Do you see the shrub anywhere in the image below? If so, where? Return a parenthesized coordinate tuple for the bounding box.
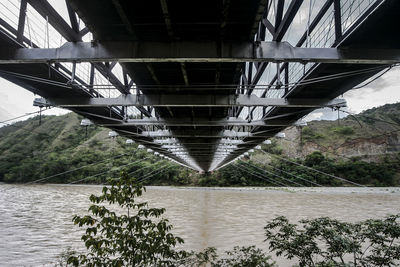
(265, 215, 400, 267)
(68, 172, 186, 266)
(302, 127, 325, 141)
(332, 126, 355, 135)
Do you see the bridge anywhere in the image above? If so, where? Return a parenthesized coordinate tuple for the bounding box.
(0, 0, 399, 172)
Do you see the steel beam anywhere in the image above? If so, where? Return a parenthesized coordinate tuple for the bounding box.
(141, 130, 273, 138)
(297, 0, 333, 46)
(263, 18, 275, 36)
(250, 0, 268, 38)
(111, 0, 136, 38)
(38, 94, 346, 108)
(333, 0, 342, 42)
(1, 41, 399, 64)
(66, 1, 79, 33)
(173, 152, 232, 155)
(23, 1, 147, 119)
(274, 0, 285, 30)
(274, 0, 304, 41)
(163, 145, 237, 149)
(17, 0, 28, 43)
(27, 0, 80, 42)
(155, 139, 244, 145)
(99, 117, 293, 127)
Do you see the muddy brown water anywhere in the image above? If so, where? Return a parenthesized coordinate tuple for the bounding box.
(1, 184, 399, 266)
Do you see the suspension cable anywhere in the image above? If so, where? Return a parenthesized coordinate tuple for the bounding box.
(25, 152, 132, 185)
(340, 109, 400, 128)
(259, 149, 366, 187)
(280, 125, 400, 162)
(0, 108, 51, 125)
(104, 161, 170, 185)
(138, 165, 174, 184)
(0, 152, 141, 193)
(0, 114, 140, 162)
(352, 65, 394, 89)
(239, 160, 305, 187)
(250, 157, 323, 187)
(130, 161, 170, 179)
(0, 65, 396, 92)
(230, 163, 289, 187)
(0, 110, 64, 141)
(127, 160, 168, 177)
(234, 161, 291, 187)
(68, 156, 151, 184)
(231, 164, 292, 187)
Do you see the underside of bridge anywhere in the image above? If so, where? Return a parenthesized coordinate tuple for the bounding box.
(0, 0, 399, 172)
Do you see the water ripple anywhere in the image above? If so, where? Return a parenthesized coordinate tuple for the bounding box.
(0, 184, 400, 266)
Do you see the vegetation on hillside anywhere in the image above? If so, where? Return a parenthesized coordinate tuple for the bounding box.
(201, 149, 400, 187)
(1, 102, 400, 186)
(0, 113, 189, 185)
(299, 103, 400, 151)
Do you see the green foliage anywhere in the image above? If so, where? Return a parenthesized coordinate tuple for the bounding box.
(332, 126, 355, 135)
(0, 113, 188, 184)
(55, 247, 76, 267)
(1, 105, 400, 186)
(302, 127, 325, 141)
(181, 246, 276, 267)
(68, 172, 186, 266)
(67, 177, 400, 266)
(182, 151, 400, 187)
(65, 173, 400, 266)
(214, 246, 276, 267)
(179, 247, 218, 266)
(258, 152, 400, 187)
(262, 139, 283, 155)
(197, 164, 272, 187)
(67, 172, 278, 266)
(264, 215, 400, 267)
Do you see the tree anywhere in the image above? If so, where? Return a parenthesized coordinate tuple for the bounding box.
(179, 246, 276, 267)
(68, 172, 186, 266)
(264, 215, 400, 267)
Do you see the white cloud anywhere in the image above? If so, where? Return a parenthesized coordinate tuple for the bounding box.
(0, 77, 69, 124)
(343, 67, 400, 113)
(304, 112, 323, 121)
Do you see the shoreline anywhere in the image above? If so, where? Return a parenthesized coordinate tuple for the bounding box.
(2, 182, 400, 194)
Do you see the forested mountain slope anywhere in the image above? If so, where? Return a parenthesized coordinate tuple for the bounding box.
(0, 113, 190, 184)
(1, 103, 399, 186)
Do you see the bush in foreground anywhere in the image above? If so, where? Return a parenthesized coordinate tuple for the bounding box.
(68, 172, 186, 266)
(265, 215, 400, 266)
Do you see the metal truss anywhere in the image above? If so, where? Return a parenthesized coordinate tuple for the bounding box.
(0, 0, 394, 172)
(98, 117, 294, 127)
(35, 96, 346, 108)
(1, 41, 399, 64)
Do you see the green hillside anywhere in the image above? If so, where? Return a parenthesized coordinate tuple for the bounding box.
(0, 113, 192, 185)
(299, 103, 400, 156)
(1, 103, 399, 186)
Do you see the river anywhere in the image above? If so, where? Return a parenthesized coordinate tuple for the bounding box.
(0, 184, 400, 266)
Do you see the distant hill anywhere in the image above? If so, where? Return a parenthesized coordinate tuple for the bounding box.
(0, 113, 189, 184)
(1, 103, 399, 186)
(274, 102, 400, 160)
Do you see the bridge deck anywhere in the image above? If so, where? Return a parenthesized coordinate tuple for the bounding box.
(0, 0, 399, 171)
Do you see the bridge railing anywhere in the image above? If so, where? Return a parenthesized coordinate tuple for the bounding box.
(239, 0, 383, 122)
(0, 0, 145, 119)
